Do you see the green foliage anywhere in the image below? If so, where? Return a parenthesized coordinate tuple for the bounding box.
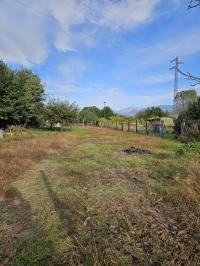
(0, 60, 15, 127)
(174, 97, 200, 140)
(0, 60, 45, 128)
(79, 105, 115, 121)
(12, 69, 45, 126)
(101, 106, 115, 118)
(80, 106, 101, 118)
(135, 107, 169, 120)
(79, 108, 99, 124)
(109, 115, 125, 122)
(45, 99, 79, 129)
(176, 142, 200, 156)
(175, 89, 197, 114)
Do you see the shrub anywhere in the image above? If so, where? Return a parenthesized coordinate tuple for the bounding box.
(174, 97, 200, 141)
(176, 142, 200, 156)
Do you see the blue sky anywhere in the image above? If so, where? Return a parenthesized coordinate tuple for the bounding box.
(0, 0, 200, 110)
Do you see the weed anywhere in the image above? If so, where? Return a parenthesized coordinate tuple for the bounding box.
(0, 126, 199, 265)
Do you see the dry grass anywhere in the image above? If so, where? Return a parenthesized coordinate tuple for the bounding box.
(0, 127, 200, 265)
(0, 132, 75, 198)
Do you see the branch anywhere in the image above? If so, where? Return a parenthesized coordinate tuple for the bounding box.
(188, 0, 200, 9)
(178, 68, 200, 86)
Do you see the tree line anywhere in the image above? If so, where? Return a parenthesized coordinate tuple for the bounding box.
(0, 60, 79, 130)
(1, 59, 199, 140)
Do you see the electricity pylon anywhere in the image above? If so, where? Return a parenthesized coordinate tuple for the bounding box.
(170, 56, 183, 113)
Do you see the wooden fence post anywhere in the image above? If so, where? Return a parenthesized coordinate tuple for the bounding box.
(136, 120, 138, 133)
(121, 122, 123, 131)
(128, 122, 130, 132)
(145, 121, 148, 134)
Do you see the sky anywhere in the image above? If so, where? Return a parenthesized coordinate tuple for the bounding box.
(0, 0, 200, 110)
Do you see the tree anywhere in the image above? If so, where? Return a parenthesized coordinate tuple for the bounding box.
(79, 110, 98, 125)
(101, 106, 115, 118)
(135, 107, 169, 120)
(45, 99, 79, 130)
(0, 61, 45, 128)
(12, 69, 45, 126)
(81, 106, 101, 118)
(0, 61, 15, 127)
(174, 89, 197, 114)
(174, 97, 200, 140)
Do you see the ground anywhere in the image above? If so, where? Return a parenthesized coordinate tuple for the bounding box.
(0, 127, 199, 266)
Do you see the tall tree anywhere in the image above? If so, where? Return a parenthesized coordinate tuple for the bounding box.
(79, 110, 98, 125)
(101, 106, 115, 118)
(174, 89, 197, 114)
(12, 69, 45, 126)
(81, 106, 101, 118)
(0, 62, 45, 127)
(0, 61, 15, 127)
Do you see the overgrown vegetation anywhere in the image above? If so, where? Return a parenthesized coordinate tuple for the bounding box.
(176, 141, 200, 156)
(0, 127, 199, 265)
(135, 106, 169, 120)
(174, 89, 197, 114)
(174, 97, 200, 141)
(79, 105, 115, 125)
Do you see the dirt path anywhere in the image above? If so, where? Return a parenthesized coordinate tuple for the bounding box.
(0, 127, 199, 265)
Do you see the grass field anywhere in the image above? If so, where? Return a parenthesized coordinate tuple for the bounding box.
(0, 127, 200, 265)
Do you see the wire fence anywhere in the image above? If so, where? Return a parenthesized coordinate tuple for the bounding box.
(97, 120, 174, 136)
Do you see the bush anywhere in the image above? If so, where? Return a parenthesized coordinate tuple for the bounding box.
(176, 142, 200, 156)
(174, 97, 200, 141)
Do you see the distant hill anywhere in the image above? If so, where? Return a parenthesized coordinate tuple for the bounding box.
(117, 105, 173, 116)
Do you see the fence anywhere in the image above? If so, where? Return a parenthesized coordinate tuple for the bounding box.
(0, 129, 3, 140)
(98, 120, 173, 135)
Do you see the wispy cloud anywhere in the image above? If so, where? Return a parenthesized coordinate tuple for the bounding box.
(134, 91, 173, 106)
(0, 0, 160, 66)
(133, 27, 200, 66)
(96, 0, 160, 31)
(139, 73, 173, 85)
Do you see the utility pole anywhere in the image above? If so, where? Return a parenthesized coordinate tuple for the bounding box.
(170, 56, 183, 113)
(103, 101, 106, 118)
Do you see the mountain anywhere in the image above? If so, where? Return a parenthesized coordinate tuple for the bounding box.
(117, 107, 141, 116)
(117, 105, 173, 116)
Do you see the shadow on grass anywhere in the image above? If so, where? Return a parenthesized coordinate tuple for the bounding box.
(41, 170, 87, 264)
(41, 170, 77, 235)
(0, 188, 57, 266)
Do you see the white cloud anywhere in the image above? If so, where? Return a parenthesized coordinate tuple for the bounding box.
(0, 0, 160, 66)
(98, 0, 160, 31)
(133, 27, 200, 66)
(0, 1, 48, 66)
